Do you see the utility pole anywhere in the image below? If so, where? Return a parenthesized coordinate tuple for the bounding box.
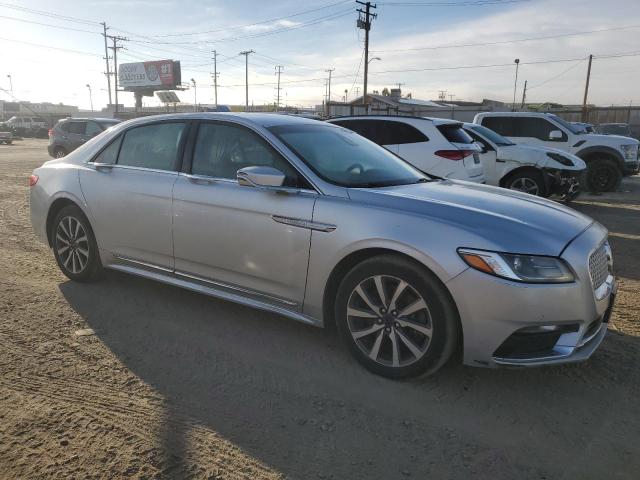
(355, 86, 360, 98)
(107, 35, 127, 115)
(275, 65, 284, 111)
(520, 80, 528, 110)
(356, 1, 377, 106)
(512, 58, 520, 112)
(101, 22, 112, 108)
(86, 84, 94, 112)
(239, 50, 254, 112)
(211, 50, 219, 109)
(6, 74, 12, 93)
(582, 54, 593, 122)
(325, 68, 334, 116)
(395, 82, 405, 91)
(438, 90, 447, 101)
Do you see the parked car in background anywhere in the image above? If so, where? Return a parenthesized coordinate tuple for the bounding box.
(463, 123, 585, 200)
(328, 116, 485, 183)
(474, 112, 640, 191)
(30, 113, 615, 378)
(597, 123, 633, 138)
(1, 116, 48, 138)
(48, 117, 121, 158)
(0, 130, 12, 145)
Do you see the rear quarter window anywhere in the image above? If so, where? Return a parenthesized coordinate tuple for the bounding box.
(436, 124, 474, 144)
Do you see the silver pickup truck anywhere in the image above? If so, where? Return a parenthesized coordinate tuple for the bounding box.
(0, 131, 13, 145)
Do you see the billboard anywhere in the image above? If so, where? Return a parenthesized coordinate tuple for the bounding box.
(118, 60, 181, 90)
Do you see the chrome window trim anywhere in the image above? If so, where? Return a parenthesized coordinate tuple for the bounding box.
(91, 163, 179, 175)
(177, 172, 318, 195)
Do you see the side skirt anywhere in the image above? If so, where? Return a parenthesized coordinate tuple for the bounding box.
(105, 263, 323, 328)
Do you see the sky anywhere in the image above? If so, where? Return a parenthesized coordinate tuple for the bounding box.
(1, 0, 639, 111)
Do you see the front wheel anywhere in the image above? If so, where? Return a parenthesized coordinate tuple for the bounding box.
(52, 205, 102, 282)
(504, 170, 547, 197)
(335, 255, 460, 379)
(585, 158, 622, 192)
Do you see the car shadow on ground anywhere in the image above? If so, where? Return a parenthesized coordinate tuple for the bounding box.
(59, 270, 640, 479)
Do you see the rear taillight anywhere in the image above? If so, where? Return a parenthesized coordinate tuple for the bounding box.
(434, 150, 475, 161)
(48, 128, 53, 137)
(29, 175, 39, 187)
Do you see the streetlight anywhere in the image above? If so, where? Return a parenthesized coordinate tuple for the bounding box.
(6, 74, 12, 93)
(191, 78, 197, 112)
(344, 88, 348, 103)
(368, 56, 381, 65)
(86, 84, 94, 112)
(512, 58, 520, 112)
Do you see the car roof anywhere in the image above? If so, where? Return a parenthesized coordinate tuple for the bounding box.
(112, 112, 323, 129)
(62, 117, 120, 122)
(328, 115, 460, 126)
(475, 112, 556, 118)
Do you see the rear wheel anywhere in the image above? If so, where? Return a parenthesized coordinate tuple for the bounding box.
(504, 170, 547, 196)
(585, 158, 622, 192)
(335, 255, 459, 379)
(52, 205, 102, 282)
(53, 146, 67, 158)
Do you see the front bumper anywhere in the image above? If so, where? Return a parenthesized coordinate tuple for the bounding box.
(623, 160, 639, 175)
(545, 168, 583, 197)
(447, 223, 614, 368)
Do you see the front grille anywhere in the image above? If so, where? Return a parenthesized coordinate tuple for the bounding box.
(589, 244, 609, 288)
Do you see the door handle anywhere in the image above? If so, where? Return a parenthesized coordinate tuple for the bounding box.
(93, 163, 114, 172)
(183, 174, 214, 185)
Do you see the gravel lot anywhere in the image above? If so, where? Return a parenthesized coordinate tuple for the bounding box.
(1, 139, 639, 480)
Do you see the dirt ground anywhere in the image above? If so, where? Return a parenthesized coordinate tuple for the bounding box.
(0, 138, 638, 480)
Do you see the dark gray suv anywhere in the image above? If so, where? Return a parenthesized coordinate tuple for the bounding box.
(48, 118, 120, 158)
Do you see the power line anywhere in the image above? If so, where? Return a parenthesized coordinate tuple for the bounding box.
(0, 14, 100, 33)
(147, 0, 352, 38)
(378, 0, 529, 5)
(372, 24, 640, 53)
(0, 2, 98, 25)
(0, 36, 101, 56)
(528, 60, 586, 90)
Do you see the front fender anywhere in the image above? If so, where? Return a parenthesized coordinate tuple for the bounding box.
(575, 145, 624, 165)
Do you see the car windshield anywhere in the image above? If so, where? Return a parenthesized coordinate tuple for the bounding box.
(469, 124, 514, 146)
(268, 124, 427, 188)
(549, 114, 582, 135)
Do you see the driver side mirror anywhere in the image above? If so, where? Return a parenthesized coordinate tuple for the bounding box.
(237, 166, 286, 188)
(549, 130, 564, 141)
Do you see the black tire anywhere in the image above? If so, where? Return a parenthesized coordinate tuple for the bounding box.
(335, 254, 460, 379)
(503, 170, 547, 197)
(51, 205, 102, 282)
(53, 146, 67, 158)
(585, 158, 622, 192)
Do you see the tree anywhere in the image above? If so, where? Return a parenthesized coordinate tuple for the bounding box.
(382, 88, 390, 96)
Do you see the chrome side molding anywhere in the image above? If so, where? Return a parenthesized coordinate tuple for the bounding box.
(272, 215, 336, 232)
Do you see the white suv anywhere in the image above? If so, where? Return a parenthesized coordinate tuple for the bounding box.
(328, 116, 485, 183)
(474, 112, 640, 192)
(463, 123, 586, 200)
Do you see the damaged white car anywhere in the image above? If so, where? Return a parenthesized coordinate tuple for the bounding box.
(464, 123, 585, 200)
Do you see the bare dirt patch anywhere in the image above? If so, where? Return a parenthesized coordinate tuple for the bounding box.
(1, 139, 639, 479)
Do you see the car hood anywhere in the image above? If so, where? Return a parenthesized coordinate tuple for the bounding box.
(579, 133, 639, 146)
(497, 144, 586, 170)
(348, 180, 594, 256)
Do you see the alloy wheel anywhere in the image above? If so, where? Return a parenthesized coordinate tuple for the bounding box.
(510, 177, 540, 195)
(346, 275, 432, 368)
(55, 149, 66, 158)
(55, 216, 90, 274)
(591, 166, 613, 190)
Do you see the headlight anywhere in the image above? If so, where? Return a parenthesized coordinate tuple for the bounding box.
(546, 152, 574, 167)
(620, 144, 638, 160)
(458, 248, 575, 283)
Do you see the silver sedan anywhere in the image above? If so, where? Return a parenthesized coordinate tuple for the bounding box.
(30, 113, 616, 378)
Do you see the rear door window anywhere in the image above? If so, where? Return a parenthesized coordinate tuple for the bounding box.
(85, 121, 103, 137)
(117, 122, 186, 171)
(333, 120, 427, 145)
(67, 121, 87, 135)
(480, 117, 515, 137)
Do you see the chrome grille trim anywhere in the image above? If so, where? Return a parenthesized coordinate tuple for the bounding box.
(588, 243, 609, 289)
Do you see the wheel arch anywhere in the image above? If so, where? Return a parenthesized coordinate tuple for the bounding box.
(45, 195, 89, 247)
(575, 146, 624, 168)
(498, 166, 544, 188)
(321, 247, 462, 335)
